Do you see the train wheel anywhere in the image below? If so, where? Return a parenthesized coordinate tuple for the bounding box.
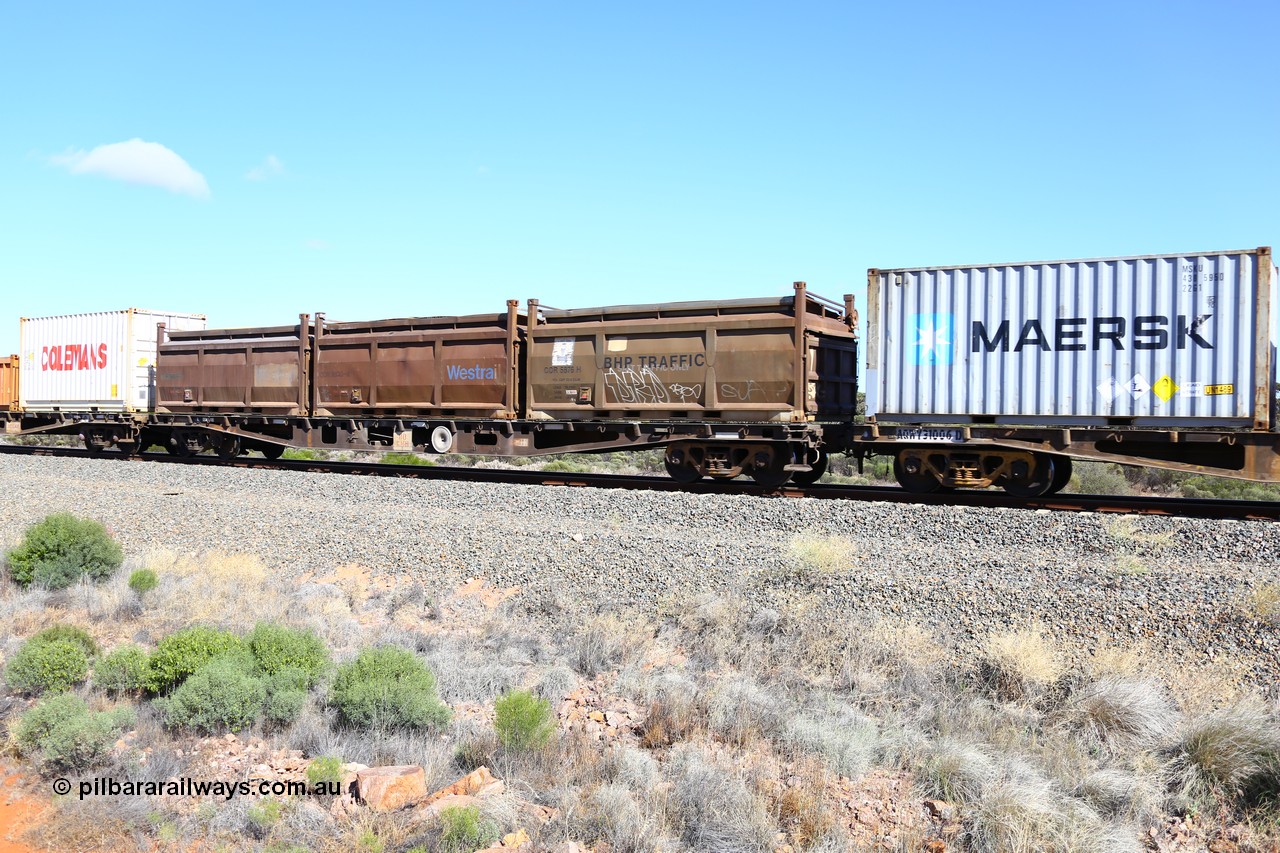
(1002, 454, 1057, 497)
(213, 435, 242, 460)
(82, 429, 110, 454)
(258, 444, 285, 460)
(1047, 456, 1073, 494)
(749, 449, 791, 488)
(893, 455, 942, 494)
(664, 445, 701, 483)
(789, 450, 828, 487)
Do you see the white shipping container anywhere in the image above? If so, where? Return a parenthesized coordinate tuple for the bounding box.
(867, 247, 1277, 429)
(19, 309, 207, 412)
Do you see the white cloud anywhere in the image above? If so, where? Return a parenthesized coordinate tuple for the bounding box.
(246, 154, 284, 181)
(304, 239, 330, 250)
(51, 139, 210, 199)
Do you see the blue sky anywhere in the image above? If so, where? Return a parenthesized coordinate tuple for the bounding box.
(2, 1, 1277, 354)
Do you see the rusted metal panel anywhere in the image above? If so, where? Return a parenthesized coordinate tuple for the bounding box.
(868, 247, 1278, 429)
(312, 301, 522, 418)
(19, 309, 207, 412)
(0, 355, 18, 411)
(157, 317, 311, 414)
(526, 284, 857, 422)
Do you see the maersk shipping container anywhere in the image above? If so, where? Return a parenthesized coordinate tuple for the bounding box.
(20, 309, 207, 412)
(867, 247, 1277, 429)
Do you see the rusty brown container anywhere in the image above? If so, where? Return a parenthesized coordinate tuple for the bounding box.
(0, 354, 18, 411)
(312, 301, 522, 418)
(156, 316, 311, 414)
(526, 283, 858, 422)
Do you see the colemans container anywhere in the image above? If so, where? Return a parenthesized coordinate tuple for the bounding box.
(1, 354, 18, 411)
(526, 283, 858, 422)
(867, 247, 1277, 429)
(157, 316, 312, 415)
(312, 303, 523, 418)
(20, 309, 207, 412)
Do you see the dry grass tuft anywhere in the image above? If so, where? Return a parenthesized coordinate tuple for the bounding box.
(786, 533, 856, 580)
(141, 550, 289, 631)
(1066, 676, 1178, 752)
(1242, 580, 1280, 626)
(917, 738, 998, 805)
(1168, 702, 1280, 808)
(979, 625, 1065, 702)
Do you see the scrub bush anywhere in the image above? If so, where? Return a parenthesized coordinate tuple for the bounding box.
(5, 637, 89, 695)
(156, 653, 265, 733)
(4, 512, 123, 589)
(493, 689, 555, 751)
(127, 568, 159, 595)
(306, 755, 346, 786)
(263, 667, 310, 726)
(29, 624, 99, 657)
(439, 804, 498, 852)
(247, 622, 329, 686)
(16, 693, 134, 771)
(145, 626, 242, 693)
(94, 644, 150, 695)
(329, 646, 450, 730)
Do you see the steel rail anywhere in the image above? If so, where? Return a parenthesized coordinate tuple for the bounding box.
(1, 443, 1276, 521)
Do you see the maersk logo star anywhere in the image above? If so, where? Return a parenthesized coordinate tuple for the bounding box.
(910, 313, 953, 365)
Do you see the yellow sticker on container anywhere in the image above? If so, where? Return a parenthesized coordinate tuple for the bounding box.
(111, 384, 118, 397)
(1152, 375, 1179, 402)
(1204, 384, 1235, 396)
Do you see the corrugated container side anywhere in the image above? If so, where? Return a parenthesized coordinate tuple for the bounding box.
(20, 309, 206, 412)
(868, 248, 1274, 429)
(0, 355, 18, 411)
(526, 287, 856, 422)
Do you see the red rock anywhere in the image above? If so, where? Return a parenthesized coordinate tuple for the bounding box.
(356, 765, 426, 812)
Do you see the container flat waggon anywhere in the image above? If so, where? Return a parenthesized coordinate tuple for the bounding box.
(4, 247, 1278, 495)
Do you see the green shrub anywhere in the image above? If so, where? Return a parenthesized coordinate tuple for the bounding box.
(145, 626, 242, 693)
(94, 644, 150, 694)
(264, 686, 308, 726)
(382, 452, 435, 466)
(261, 666, 310, 726)
(16, 693, 134, 771)
(306, 755, 345, 786)
(329, 646, 450, 730)
(30, 624, 99, 657)
(128, 568, 159, 595)
(4, 512, 124, 589)
(439, 803, 499, 852)
(156, 654, 265, 733)
(493, 689, 555, 751)
(248, 622, 329, 686)
(6, 638, 89, 694)
(248, 797, 283, 833)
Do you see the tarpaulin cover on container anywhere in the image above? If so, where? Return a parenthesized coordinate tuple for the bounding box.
(867, 248, 1277, 429)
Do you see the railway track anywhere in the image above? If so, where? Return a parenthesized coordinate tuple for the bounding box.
(2, 443, 1276, 522)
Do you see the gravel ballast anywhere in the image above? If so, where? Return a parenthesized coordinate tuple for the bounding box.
(1, 454, 1277, 687)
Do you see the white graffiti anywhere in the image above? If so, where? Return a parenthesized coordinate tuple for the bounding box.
(667, 382, 702, 402)
(604, 366, 669, 404)
(720, 379, 764, 401)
